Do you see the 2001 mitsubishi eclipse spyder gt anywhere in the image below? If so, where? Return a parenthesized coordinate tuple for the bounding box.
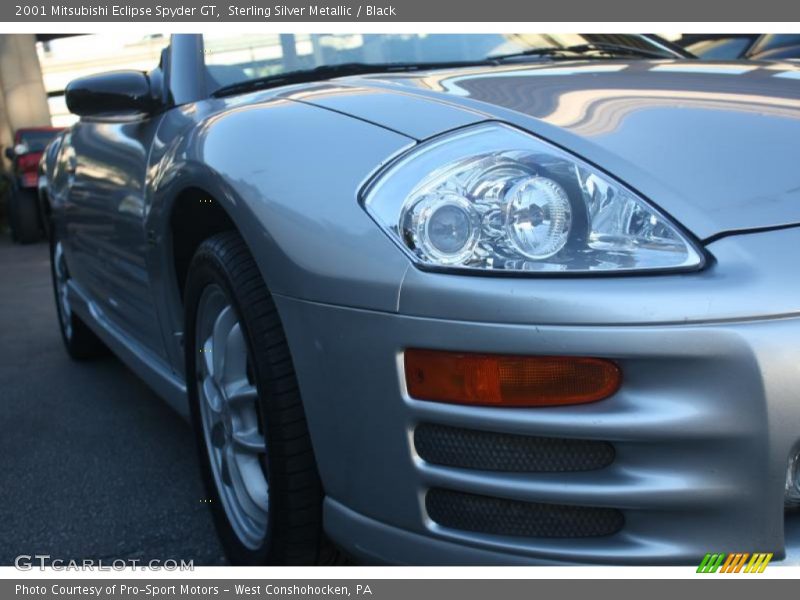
(42, 33, 800, 565)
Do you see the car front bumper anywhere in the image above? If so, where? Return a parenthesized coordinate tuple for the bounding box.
(273, 227, 800, 565)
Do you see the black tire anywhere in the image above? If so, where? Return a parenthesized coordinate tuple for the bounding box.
(9, 188, 42, 244)
(50, 232, 107, 360)
(185, 231, 333, 565)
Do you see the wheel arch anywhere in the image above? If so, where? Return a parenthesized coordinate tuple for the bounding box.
(146, 161, 278, 379)
(144, 98, 414, 375)
(168, 185, 237, 303)
(145, 100, 416, 511)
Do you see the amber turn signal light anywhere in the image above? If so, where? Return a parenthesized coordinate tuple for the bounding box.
(404, 349, 621, 407)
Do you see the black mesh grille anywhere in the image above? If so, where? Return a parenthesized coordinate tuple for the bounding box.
(426, 488, 624, 538)
(414, 423, 614, 472)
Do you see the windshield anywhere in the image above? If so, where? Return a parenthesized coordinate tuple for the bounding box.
(202, 34, 677, 93)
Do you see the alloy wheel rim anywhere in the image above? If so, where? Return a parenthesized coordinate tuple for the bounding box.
(196, 284, 269, 549)
(53, 241, 72, 339)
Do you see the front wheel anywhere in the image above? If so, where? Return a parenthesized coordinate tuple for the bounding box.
(184, 232, 333, 565)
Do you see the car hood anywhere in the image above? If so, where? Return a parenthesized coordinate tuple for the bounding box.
(293, 60, 800, 241)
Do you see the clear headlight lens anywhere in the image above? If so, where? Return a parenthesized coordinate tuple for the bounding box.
(363, 123, 704, 274)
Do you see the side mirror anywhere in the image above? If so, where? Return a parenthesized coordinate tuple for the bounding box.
(65, 70, 159, 118)
(4, 147, 14, 160)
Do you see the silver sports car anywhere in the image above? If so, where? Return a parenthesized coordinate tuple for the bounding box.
(41, 33, 800, 565)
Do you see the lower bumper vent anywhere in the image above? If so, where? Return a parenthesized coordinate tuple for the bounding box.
(426, 488, 624, 538)
(414, 423, 614, 472)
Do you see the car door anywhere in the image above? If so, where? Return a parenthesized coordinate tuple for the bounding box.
(65, 86, 170, 361)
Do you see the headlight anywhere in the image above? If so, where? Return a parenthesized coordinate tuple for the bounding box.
(363, 123, 704, 274)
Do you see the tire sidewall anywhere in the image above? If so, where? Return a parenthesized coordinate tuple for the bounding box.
(184, 250, 275, 565)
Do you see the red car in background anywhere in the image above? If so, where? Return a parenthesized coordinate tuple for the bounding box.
(4, 126, 63, 243)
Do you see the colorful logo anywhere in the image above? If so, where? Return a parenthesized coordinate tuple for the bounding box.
(697, 553, 773, 573)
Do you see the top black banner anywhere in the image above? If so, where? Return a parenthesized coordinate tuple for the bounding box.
(5, 0, 800, 21)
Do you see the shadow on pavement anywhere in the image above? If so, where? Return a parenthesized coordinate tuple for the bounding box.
(0, 234, 227, 565)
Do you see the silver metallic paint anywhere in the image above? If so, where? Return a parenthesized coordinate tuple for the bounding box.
(44, 35, 800, 564)
(273, 271, 796, 563)
(303, 60, 800, 240)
